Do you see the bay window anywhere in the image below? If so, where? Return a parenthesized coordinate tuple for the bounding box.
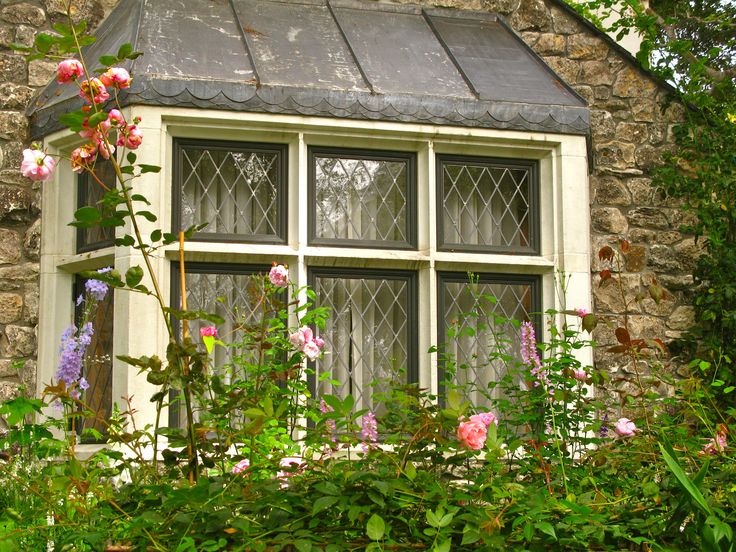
(38, 110, 591, 430)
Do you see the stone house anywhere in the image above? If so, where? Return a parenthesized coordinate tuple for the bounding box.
(0, 0, 694, 430)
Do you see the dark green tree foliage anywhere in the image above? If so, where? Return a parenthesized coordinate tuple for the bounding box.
(572, 0, 736, 400)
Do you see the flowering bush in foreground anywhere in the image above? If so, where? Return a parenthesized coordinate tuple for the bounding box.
(0, 9, 734, 552)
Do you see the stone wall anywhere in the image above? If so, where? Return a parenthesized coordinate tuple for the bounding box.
(1, 0, 693, 400)
(0, 0, 115, 402)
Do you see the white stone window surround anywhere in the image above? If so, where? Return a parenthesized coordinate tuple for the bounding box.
(38, 107, 592, 429)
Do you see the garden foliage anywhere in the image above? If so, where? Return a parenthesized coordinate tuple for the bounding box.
(0, 5, 734, 551)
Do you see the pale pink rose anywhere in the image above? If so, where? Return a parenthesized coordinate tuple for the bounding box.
(107, 109, 125, 126)
(20, 149, 55, 181)
(199, 326, 217, 338)
(79, 78, 110, 104)
(701, 429, 727, 456)
(575, 308, 590, 317)
(613, 418, 638, 437)
(289, 328, 306, 349)
(70, 144, 98, 174)
(302, 340, 321, 361)
(56, 59, 83, 83)
(571, 368, 587, 381)
(470, 412, 499, 427)
(117, 124, 143, 149)
(232, 458, 250, 474)
(313, 336, 325, 348)
(100, 67, 132, 89)
(457, 418, 487, 450)
(268, 264, 289, 287)
(96, 137, 115, 160)
(277, 456, 305, 481)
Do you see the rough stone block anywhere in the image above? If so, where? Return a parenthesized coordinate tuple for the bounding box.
(1, 324, 36, 357)
(648, 245, 679, 272)
(0, 263, 40, 291)
(594, 141, 636, 169)
(591, 206, 628, 234)
(593, 175, 630, 205)
(667, 306, 694, 331)
(0, 111, 29, 141)
(578, 60, 614, 86)
(674, 238, 705, 272)
(593, 273, 641, 314)
(0, 185, 33, 222)
(0, 292, 22, 324)
(23, 218, 40, 261)
(541, 56, 579, 84)
(628, 207, 669, 230)
(509, 0, 551, 31)
(28, 59, 56, 87)
(1, 3, 46, 27)
(0, 228, 21, 264)
(612, 67, 657, 98)
(23, 287, 38, 324)
(623, 245, 646, 271)
(0, 84, 34, 111)
(567, 34, 608, 60)
(0, 53, 26, 87)
(532, 33, 565, 55)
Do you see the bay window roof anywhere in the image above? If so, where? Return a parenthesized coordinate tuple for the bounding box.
(28, 0, 589, 139)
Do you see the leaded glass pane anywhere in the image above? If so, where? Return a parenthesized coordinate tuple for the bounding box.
(439, 274, 537, 407)
(312, 150, 414, 246)
(75, 275, 114, 442)
(439, 157, 536, 252)
(177, 141, 285, 241)
(182, 267, 269, 368)
(77, 160, 116, 252)
(312, 271, 414, 411)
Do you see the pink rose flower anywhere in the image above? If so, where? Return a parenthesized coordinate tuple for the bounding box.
(289, 326, 310, 349)
(57, 59, 83, 83)
(96, 137, 115, 160)
(313, 336, 325, 348)
(79, 78, 110, 104)
(268, 264, 289, 287)
(470, 411, 499, 427)
(277, 456, 305, 481)
(700, 427, 727, 456)
(199, 326, 217, 338)
(232, 458, 250, 474)
(100, 67, 132, 89)
(20, 149, 55, 181)
(70, 144, 98, 174)
(575, 308, 590, 317)
(457, 418, 487, 450)
(571, 368, 587, 381)
(117, 124, 143, 149)
(107, 109, 125, 126)
(613, 418, 638, 437)
(302, 340, 321, 361)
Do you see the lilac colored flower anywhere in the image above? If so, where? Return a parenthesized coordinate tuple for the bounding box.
(78, 377, 89, 390)
(599, 412, 609, 438)
(85, 279, 109, 302)
(57, 324, 92, 387)
(361, 411, 378, 442)
(76, 294, 84, 306)
(521, 321, 549, 388)
(320, 399, 336, 442)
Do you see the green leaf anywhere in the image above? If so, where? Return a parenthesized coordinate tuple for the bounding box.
(88, 111, 108, 129)
(115, 235, 135, 247)
(139, 164, 161, 174)
(659, 442, 712, 516)
(127, 152, 137, 165)
(34, 34, 54, 54)
(366, 514, 385, 541)
(435, 541, 451, 552)
(52, 23, 72, 37)
(117, 43, 133, 59)
(59, 110, 88, 132)
(125, 266, 144, 287)
(99, 55, 118, 67)
(73, 206, 101, 223)
(136, 210, 158, 222)
(535, 521, 557, 540)
(150, 229, 162, 242)
(0, 397, 44, 426)
(312, 496, 339, 515)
